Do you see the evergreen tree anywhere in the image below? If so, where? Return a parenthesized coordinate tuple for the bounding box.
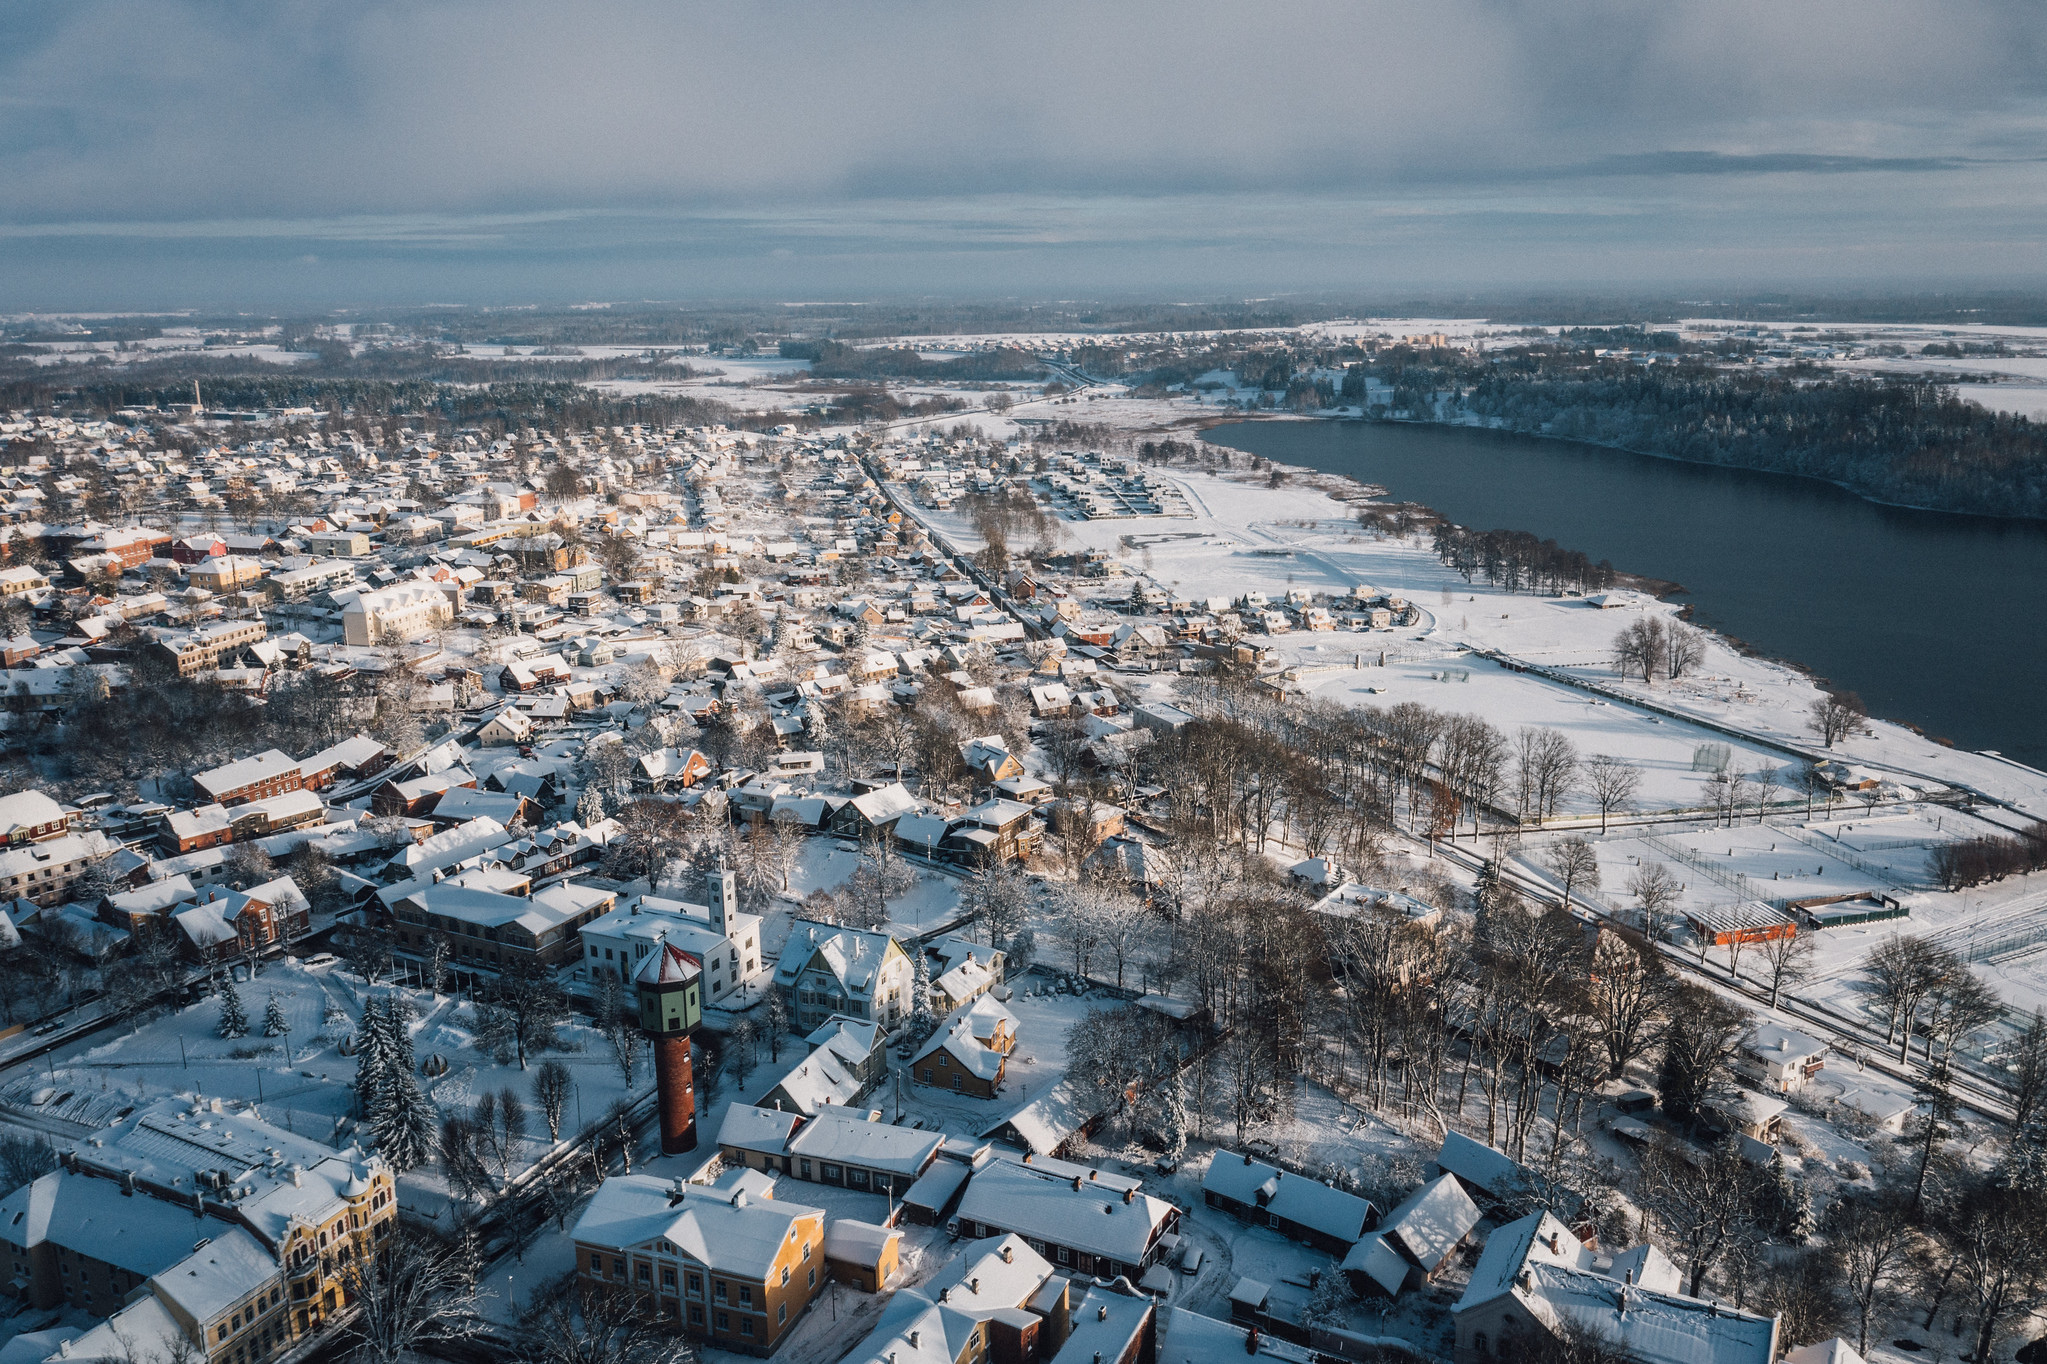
(909, 949, 937, 1040)
(576, 785, 606, 826)
(217, 979, 249, 1039)
(372, 1068, 440, 1172)
(355, 996, 393, 1122)
(263, 994, 291, 1038)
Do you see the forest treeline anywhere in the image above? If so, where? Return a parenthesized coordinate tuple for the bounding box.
(1456, 369, 2047, 521)
(781, 339, 1047, 382)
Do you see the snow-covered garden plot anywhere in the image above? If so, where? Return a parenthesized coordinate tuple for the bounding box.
(45, 959, 650, 1217)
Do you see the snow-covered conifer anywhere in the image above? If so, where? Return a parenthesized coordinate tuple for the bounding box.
(263, 994, 291, 1038)
(217, 979, 249, 1039)
(372, 1067, 439, 1172)
(354, 996, 392, 1121)
(909, 948, 936, 1039)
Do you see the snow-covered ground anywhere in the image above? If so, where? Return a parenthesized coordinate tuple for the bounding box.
(15, 958, 650, 1221)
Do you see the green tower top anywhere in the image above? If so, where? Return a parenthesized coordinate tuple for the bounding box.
(634, 940, 703, 1036)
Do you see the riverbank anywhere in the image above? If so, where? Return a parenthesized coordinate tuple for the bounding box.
(1201, 416, 2047, 766)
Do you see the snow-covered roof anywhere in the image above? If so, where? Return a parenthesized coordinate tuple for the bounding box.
(193, 748, 300, 801)
(786, 1107, 944, 1176)
(759, 1044, 862, 1115)
(1376, 1173, 1481, 1269)
(1342, 1234, 1413, 1298)
(0, 1170, 207, 1278)
(910, 1016, 1005, 1082)
(715, 1104, 803, 1156)
(60, 1295, 189, 1364)
(569, 1172, 824, 1282)
(956, 1157, 1172, 1263)
(1435, 1130, 1532, 1199)
(0, 790, 66, 839)
(1202, 1150, 1376, 1243)
(634, 940, 701, 987)
(1522, 1261, 1777, 1364)
(774, 919, 902, 998)
(1457, 1211, 1590, 1312)
(823, 1218, 899, 1267)
(979, 1079, 1093, 1156)
(150, 1226, 276, 1326)
(1784, 1340, 1866, 1364)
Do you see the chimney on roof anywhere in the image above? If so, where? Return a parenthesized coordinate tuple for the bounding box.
(1072, 1176, 1083, 1191)
(1243, 1152, 1253, 1166)
(970, 1277, 979, 1294)
(1547, 1232, 1559, 1253)
(1000, 1246, 1013, 1264)
(1123, 1187, 1134, 1205)
(1097, 1304, 1108, 1322)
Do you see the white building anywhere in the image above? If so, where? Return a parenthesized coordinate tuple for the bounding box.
(578, 868, 766, 1008)
(341, 580, 454, 647)
(772, 919, 915, 1032)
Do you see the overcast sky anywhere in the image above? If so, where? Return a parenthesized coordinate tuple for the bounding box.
(4, 0, 2045, 311)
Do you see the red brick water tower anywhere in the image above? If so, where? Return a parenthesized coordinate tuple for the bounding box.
(634, 939, 703, 1154)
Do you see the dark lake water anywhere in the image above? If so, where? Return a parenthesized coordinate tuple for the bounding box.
(1208, 420, 2047, 768)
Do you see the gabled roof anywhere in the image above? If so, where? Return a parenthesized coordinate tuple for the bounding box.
(570, 1173, 824, 1282)
(1202, 1150, 1376, 1243)
(1376, 1173, 1481, 1268)
(0, 1171, 207, 1278)
(957, 1157, 1172, 1262)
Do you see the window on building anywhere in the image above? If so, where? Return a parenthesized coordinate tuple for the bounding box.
(636, 1264, 650, 1283)
(688, 1272, 703, 1296)
(715, 1312, 729, 1332)
(715, 1281, 727, 1303)
(780, 1266, 790, 1286)
(778, 1302, 787, 1324)
(688, 1304, 704, 1325)
(1475, 1334, 1489, 1355)
(661, 1268, 676, 1288)
(740, 1319, 754, 1338)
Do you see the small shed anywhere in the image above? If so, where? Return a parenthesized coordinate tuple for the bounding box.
(824, 1219, 901, 1292)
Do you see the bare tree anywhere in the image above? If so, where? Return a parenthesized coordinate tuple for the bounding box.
(341, 1234, 490, 1364)
(1635, 1134, 1767, 1296)
(1810, 691, 1872, 748)
(533, 1060, 572, 1142)
(1514, 727, 1579, 825)
(1757, 930, 1815, 1009)
(2009, 1007, 2047, 1136)
(1589, 930, 1668, 1081)
(472, 1087, 528, 1184)
(1613, 617, 1667, 684)
(1665, 622, 1707, 681)
(1825, 1192, 1918, 1357)
(1627, 860, 1682, 940)
(1944, 1180, 2047, 1364)
(1584, 755, 1640, 834)
(516, 1271, 696, 1364)
(1863, 935, 1950, 1061)
(1544, 837, 1599, 911)
(473, 958, 567, 1069)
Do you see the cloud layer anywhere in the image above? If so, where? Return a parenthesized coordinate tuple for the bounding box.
(4, 1, 2045, 307)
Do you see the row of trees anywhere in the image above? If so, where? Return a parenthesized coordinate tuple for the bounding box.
(1929, 820, 2047, 889)
(1433, 523, 1621, 597)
